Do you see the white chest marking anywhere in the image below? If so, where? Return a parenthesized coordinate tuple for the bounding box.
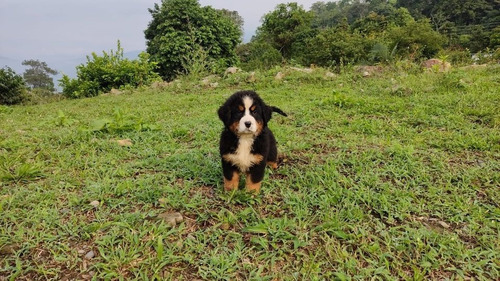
(223, 135, 263, 172)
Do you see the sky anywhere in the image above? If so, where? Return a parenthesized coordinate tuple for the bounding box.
(0, 0, 320, 76)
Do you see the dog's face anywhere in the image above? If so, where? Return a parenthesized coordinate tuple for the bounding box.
(218, 91, 272, 136)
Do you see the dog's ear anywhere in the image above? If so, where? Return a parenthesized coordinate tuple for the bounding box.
(263, 105, 273, 125)
(218, 105, 231, 125)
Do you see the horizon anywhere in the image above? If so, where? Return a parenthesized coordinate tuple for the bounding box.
(0, 0, 319, 77)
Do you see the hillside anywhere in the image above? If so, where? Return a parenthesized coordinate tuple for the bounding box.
(1, 65, 499, 279)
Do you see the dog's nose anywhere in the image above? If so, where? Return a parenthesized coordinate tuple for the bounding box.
(244, 121, 251, 128)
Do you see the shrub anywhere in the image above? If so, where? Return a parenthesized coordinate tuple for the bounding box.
(387, 19, 446, 60)
(0, 67, 27, 105)
(60, 42, 160, 99)
(303, 26, 370, 67)
(236, 42, 283, 71)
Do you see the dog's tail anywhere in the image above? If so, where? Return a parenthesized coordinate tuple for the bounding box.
(271, 106, 288, 117)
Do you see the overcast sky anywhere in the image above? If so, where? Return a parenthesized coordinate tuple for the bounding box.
(0, 0, 320, 61)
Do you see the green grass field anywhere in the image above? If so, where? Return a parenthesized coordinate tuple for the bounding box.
(1, 65, 499, 280)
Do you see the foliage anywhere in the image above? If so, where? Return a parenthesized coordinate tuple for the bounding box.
(88, 108, 158, 133)
(386, 18, 446, 59)
(255, 3, 314, 59)
(236, 42, 283, 71)
(0, 67, 27, 105)
(21, 59, 58, 92)
(144, 0, 242, 80)
(59, 42, 160, 99)
(303, 25, 370, 67)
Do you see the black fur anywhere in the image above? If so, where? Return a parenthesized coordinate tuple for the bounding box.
(218, 90, 286, 191)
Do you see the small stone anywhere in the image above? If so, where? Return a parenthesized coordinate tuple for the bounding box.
(209, 82, 219, 88)
(438, 221, 450, 229)
(247, 72, 256, 83)
(362, 71, 370, 77)
(116, 139, 132, 147)
(78, 249, 86, 255)
(89, 200, 100, 208)
(325, 72, 336, 78)
(224, 66, 240, 75)
(158, 212, 183, 227)
(275, 72, 285, 80)
(84, 250, 95, 259)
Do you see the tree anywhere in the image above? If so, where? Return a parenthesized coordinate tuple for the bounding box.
(22, 59, 58, 92)
(144, 0, 242, 80)
(255, 3, 314, 59)
(0, 67, 27, 105)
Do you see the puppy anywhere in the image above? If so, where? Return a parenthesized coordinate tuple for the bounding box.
(218, 90, 287, 193)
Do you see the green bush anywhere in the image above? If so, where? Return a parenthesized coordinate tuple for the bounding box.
(60, 42, 160, 99)
(387, 19, 446, 60)
(236, 42, 283, 70)
(0, 67, 27, 105)
(303, 26, 370, 67)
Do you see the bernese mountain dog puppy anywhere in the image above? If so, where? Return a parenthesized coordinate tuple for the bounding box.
(218, 90, 287, 193)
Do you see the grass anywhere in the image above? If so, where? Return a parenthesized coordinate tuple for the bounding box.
(0, 65, 499, 280)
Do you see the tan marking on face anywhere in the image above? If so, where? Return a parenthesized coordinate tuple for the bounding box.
(245, 174, 261, 193)
(255, 121, 264, 136)
(223, 170, 239, 191)
(230, 121, 239, 134)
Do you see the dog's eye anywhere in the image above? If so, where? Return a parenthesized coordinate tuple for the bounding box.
(238, 105, 244, 112)
(250, 105, 256, 112)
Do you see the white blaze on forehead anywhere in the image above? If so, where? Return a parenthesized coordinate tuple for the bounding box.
(243, 96, 253, 111)
(238, 96, 257, 134)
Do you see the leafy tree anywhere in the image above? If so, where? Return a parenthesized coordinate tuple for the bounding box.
(255, 3, 314, 59)
(144, 0, 242, 80)
(0, 67, 27, 105)
(218, 9, 244, 36)
(22, 59, 58, 92)
(60, 42, 160, 99)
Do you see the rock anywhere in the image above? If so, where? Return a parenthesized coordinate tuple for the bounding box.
(158, 212, 184, 227)
(324, 72, 336, 79)
(290, 66, 314, 73)
(421, 59, 451, 72)
(109, 88, 122, 95)
(247, 72, 256, 83)
(89, 200, 100, 208)
(438, 221, 450, 229)
(275, 72, 285, 80)
(78, 249, 86, 255)
(356, 65, 384, 77)
(224, 66, 240, 75)
(209, 82, 219, 88)
(84, 250, 95, 259)
(116, 139, 133, 147)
